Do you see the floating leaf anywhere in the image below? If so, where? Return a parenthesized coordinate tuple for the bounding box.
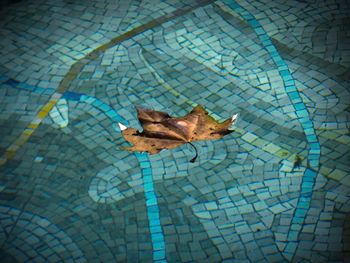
(119, 105, 238, 162)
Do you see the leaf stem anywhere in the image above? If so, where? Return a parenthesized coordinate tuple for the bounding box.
(188, 142, 198, 163)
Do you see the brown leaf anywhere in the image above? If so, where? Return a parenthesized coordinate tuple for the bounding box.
(120, 105, 238, 161)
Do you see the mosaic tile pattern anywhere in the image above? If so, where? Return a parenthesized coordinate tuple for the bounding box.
(0, 205, 85, 262)
(0, 0, 350, 262)
(221, 1, 321, 259)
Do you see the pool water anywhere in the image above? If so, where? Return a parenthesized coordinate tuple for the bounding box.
(0, 0, 349, 262)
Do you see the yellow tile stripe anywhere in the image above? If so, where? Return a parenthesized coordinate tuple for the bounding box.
(139, 49, 350, 185)
(0, 93, 62, 166)
(139, 48, 295, 161)
(0, 3, 216, 167)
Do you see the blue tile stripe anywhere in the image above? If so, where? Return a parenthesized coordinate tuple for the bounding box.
(135, 153, 167, 263)
(0, 74, 167, 262)
(223, 1, 320, 260)
(1, 76, 56, 95)
(79, 95, 129, 125)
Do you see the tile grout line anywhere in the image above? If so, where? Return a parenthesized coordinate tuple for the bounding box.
(220, 0, 321, 260)
(0, 76, 168, 262)
(0, 90, 62, 166)
(70, 94, 167, 262)
(139, 46, 349, 189)
(0, 0, 216, 167)
(0, 0, 340, 257)
(2, 72, 348, 260)
(1, 9, 220, 255)
(139, 48, 297, 161)
(135, 153, 167, 263)
(2, 74, 347, 185)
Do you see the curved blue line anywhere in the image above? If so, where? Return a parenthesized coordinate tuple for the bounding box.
(80, 95, 167, 262)
(223, 1, 320, 260)
(0, 74, 167, 262)
(1, 76, 56, 95)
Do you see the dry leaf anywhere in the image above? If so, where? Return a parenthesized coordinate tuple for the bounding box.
(119, 105, 238, 162)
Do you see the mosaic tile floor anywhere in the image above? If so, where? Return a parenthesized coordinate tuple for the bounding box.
(0, 0, 349, 262)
